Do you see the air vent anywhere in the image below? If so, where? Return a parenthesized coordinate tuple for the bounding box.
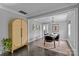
(19, 10, 27, 15)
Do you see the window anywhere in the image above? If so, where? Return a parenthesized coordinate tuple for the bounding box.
(68, 24, 71, 38)
(43, 24, 48, 34)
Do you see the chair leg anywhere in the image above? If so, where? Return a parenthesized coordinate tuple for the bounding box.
(54, 41, 56, 48)
(58, 40, 60, 47)
(44, 40, 45, 46)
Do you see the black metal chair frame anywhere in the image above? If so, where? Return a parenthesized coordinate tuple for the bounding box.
(44, 34, 60, 48)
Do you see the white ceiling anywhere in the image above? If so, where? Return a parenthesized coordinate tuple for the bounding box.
(0, 3, 77, 23)
(34, 16, 52, 23)
(0, 3, 77, 18)
(53, 13, 68, 22)
(34, 13, 68, 23)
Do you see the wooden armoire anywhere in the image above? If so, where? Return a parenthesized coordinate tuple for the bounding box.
(9, 18, 28, 53)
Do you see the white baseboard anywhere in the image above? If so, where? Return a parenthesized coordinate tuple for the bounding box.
(66, 39, 75, 55)
(28, 36, 43, 43)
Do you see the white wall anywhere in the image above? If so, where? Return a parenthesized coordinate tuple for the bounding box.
(28, 20, 43, 42)
(52, 21, 68, 39)
(0, 8, 27, 54)
(67, 8, 78, 55)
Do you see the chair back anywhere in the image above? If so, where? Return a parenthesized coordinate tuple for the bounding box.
(55, 35, 59, 41)
(45, 36, 54, 42)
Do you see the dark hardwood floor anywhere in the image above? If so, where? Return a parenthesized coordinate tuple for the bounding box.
(0, 40, 70, 56)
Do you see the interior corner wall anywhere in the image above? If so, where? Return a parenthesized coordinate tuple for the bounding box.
(67, 8, 78, 56)
(28, 20, 43, 43)
(0, 9, 27, 54)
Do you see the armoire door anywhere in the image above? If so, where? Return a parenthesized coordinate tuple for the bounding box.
(12, 19, 21, 50)
(21, 20, 28, 46)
